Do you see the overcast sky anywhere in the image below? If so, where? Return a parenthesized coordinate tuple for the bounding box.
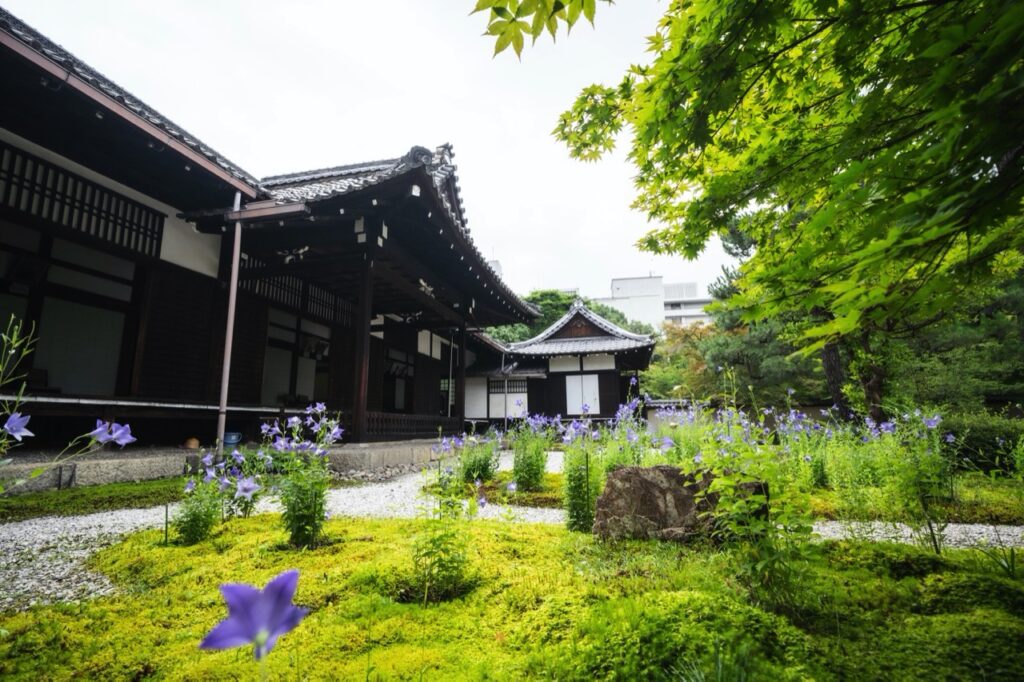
(6, 0, 734, 298)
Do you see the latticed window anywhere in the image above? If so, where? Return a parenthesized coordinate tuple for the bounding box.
(489, 379, 527, 394)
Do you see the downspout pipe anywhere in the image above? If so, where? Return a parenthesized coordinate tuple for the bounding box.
(216, 191, 243, 456)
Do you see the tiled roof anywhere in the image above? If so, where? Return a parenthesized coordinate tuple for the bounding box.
(509, 336, 654, 356)
(0, 8, 261, 190)
(509, 300, 655, 356)
(262, 144, 536, 321)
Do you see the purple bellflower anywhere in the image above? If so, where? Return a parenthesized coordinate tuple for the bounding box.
(200, 569, 308, 660)
(110, 423, 136, 446)
(87, 419, 113, 443)
(235, 477, 261, 501)
(184, 479, 196, 493)
(3, 412, 33, 441)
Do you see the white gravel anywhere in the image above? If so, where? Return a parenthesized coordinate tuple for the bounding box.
(0, 450, 1020, 612)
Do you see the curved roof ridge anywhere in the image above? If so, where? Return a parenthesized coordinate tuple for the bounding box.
(509, 299, 652, 350)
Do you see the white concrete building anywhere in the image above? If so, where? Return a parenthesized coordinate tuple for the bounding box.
(593, 276, 713, 329)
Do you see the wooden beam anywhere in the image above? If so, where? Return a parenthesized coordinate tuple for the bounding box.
(373, 261, 462, 325)
(351, 256, 374, 442)
(225, 202, 310, 222)
(456, 323, 467, 425)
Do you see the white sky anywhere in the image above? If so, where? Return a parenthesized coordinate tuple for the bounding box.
(6, 0, 734, 298)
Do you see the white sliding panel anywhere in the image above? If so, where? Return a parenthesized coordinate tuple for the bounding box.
(566, 374, 601, 415)
(466, 377, 488, 419)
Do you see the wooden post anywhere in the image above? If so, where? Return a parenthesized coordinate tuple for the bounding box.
(216, 191, 243, 456)
(456, 323, 466, 427)
(351, 255, 374, 442)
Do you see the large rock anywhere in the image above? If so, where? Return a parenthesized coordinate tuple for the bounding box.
(592, 465, 767, 542)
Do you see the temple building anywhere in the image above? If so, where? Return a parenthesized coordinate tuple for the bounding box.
(0, 8, 537, 443)
(465, 300, 655, 424)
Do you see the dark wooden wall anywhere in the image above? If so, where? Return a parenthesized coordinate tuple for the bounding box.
(527, 378, 546, 416)
(209, 292, 268, 404)
(330, 325, 355, 410)
(415, 354, 442, 416)
(598, 372, 620, 418)
(135, 265, 218, 401)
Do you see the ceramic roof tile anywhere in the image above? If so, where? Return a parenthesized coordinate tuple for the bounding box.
(0, 8, 261, 189)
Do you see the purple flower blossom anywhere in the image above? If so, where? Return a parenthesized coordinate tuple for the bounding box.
(235, 477, 261, 501)
(184, 479, 196, 493)
(660, 436, 674, 452)
(203, 467, 217, 483)
(629, 376, 638, 386)
(232, 450, 245, 465)
(478, 495, 487, 508)
(803, 455, 812, 463)
(786, 387, 795, 396)
(626, 429, 638, 444)
(924, 415, 942, 429)
(879, 421, 896, 435)
(219, 476, 233, 493)
(944, 433, 956, 444)
(286, 416, 302, 429)
(474, 478, 482, 488)
(693, 453, 703, 464)
(201, 452, 214, 467)
(507, 481, 518, 493)
(199, 569, 308, 660)
(110, 423, 136, 447)
(87, 419, 113, 443)
(2, 412, 33, 441)
(229, 466, 240, 477)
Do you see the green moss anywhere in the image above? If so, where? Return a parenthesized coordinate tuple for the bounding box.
(0, 477, 187, 522)
(0, 519, 1022, 679)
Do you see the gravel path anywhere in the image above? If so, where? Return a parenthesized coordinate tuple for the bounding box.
(0, 450, 1020, 612)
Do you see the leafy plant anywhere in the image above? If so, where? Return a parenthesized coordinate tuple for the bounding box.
(457, 436, 499, 483)
(409, 466, 474, 604)
(512, 433, 547, 491)
(173, 481, 221, 545)
(279, 464, 330, 549)
(563, 440, 601, 533)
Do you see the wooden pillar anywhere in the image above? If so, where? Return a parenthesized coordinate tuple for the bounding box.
(456, 323, 466, 426)
(351, 256, 374, 441)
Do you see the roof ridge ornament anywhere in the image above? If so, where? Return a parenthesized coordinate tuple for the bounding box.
(401, 145, 434, 169)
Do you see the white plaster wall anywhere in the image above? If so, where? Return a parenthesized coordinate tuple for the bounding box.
(466, 377, 488, 419)
(582, 354, 616, 371)
(549, 356, 580, 373)
(0, 127, 221, 278)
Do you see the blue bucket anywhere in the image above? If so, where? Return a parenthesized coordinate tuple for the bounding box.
(223, 431, 243, 447)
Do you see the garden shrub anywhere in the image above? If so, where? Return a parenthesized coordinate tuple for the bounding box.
(943, 411, 1024, 471)
(457, 438, 499, 483)
(916, 573, 1024, 617)
(279, 464, 329, 548)
(833, 609, 1024, 680)
(532, 590, 811, 681)
(822, 540, 950, 579)
(403, 467, 475, 604)
(512, 435, 546, 491)
(563, 442, 601, 532)
(173, 482, 220, 545)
